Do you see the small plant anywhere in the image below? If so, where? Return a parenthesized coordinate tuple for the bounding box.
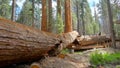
(90, 51, 106, 66)
(61, 48, 69, 54)
(90, 51, 120, 67)
(116, 65, 120, 68)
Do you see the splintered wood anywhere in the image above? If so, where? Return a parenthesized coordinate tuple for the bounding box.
(57, 31, 79, 48)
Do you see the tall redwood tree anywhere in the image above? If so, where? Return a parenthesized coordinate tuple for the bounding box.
(41, 0, 47, 31)
(64, 0, 72, 33)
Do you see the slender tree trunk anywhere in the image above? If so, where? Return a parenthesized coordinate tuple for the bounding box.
(64, 0, 72, 33)
(107, 0, 116, 48)
(57, 0, 61, 16)
(56, 0, 62, 33)
(76, 0, 80, 34)
(94, 6, 97, 34)
(41, 0, 47, 31)
(94, 5, 101, 33)
(81, 0, 85, 35)
(32, 0, 35, 27)
(48, 0, 53, 32)
(11, 0, 16, 21)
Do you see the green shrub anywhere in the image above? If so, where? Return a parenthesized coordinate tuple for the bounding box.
(90, 51, 105, 65)
(116, 65, 120, 68)
(90, 51, 120, 66)
(61, 48, 69, 54)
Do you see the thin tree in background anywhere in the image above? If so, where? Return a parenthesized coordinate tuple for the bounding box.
(11, 0, 16, 21)
(16, 0, 33, 26)
(64, 0, 72, 33)
(81, 0, 85, 35)
(32, 0, 35, 27)
(48, 0, 53, 32)
(94, 4, 97, 34)
(107, 0, 116, 47)
(41, 0, 47, 31)
(76, 0, 80, 34)
(56, 0, 64, 33)
(57, 0, 61, 16)
(94, 2, 100, 34)
(98, 0, 110, 34)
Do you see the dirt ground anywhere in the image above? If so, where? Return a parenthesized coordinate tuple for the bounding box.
(3, 42, 120, 68)
(5, 46, 120, 68)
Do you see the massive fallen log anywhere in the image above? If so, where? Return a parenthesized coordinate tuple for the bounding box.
(0, 18, 79, 67)
(0, 18, 62, 67)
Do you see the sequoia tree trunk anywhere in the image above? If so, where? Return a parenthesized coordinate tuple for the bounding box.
(0, 18, 79, 67)
(41, 0, 47, 31)
(64, 0, 72, 33)
(0, 18, 60, 67)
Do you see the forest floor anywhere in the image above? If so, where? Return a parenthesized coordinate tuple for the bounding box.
(37, 48, 120, 68)
(4, 42, 120, 68)
(6, 48, 120, 68)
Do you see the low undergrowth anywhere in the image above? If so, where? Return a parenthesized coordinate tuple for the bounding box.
(61, 48, 69, 54)
(90, 51, 120, 67)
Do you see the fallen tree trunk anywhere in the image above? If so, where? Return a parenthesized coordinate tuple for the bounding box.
(67, 35, 111, 49)
(68, 35, 120, 50)
(0, 18, 62, 67)
(0, 18, 79, 67)
(77, 35, 110, 46)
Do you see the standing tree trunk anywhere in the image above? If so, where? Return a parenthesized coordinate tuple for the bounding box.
(11, 0, 16, 21)
(57, 0, 61, 16)
(41, 0, 47, 31)
(94, 5, 97, 34)
(48, 0, 53, 32)
(32, 0, 35, 27)
(81, 0, 85, 35)
(76, 0, 80, 34)
(56, 0, 64, 34)
(64, 0, 73, 53)
(64, 0, 72, 33)
(107, 0, 116, 48)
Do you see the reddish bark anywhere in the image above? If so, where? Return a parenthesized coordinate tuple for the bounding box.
(41, 0, 47, 31)
(0, 18, 79, 67)
(0, 18, 60, 67)
(64, 0, 72, 33)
